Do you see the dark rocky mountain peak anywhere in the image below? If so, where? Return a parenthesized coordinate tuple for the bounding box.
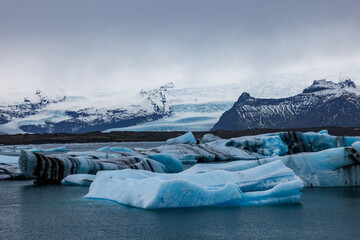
(213, 79, 360, 130)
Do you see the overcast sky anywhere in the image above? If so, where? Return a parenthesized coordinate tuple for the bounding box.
(1, 0, 360, 96)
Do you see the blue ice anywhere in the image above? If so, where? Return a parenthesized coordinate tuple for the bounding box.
(85, 160, 303, 209)
(166, 132, 196, 145)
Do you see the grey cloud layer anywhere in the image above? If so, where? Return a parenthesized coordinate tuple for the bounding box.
(1, 0, 359, 94)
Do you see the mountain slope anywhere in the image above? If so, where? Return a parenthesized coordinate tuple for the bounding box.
(212, 79, 360, 130)
(0, 84, 173, 134)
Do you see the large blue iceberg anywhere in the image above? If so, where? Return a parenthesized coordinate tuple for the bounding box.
(85, 160, 304, 209)
(184, 141, 360, 187)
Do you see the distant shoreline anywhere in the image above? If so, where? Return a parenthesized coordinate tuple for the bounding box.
(0, 126, 359, 145)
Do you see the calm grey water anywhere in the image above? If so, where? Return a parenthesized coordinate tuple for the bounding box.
(0, 181, 359, 240)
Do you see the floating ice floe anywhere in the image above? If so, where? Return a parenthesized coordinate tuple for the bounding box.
(85, 160, 304, 209)
(0, 155, 24, 179)
(16, 146, 30, 150)
(29, 146, 68, 153)
(61, 174, 96, 186)
(96, 147, 133, 153)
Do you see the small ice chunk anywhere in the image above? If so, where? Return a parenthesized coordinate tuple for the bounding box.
(110, 147, 132, 153)
(61, 174, 96, 186)
(351, 141, 360, 153)
(30, 146, 68, 153)
(97, 147, 132, 153)
(147, 154, 184, 173)
(16, 146, 30, 150)
(184, 160, 259, 174)
(200, 134, 222, 144)
(226, 135, 289, 156)
(166, 132, 196, 145)
(0, 155, 19, 164)
(0, 155, 24, 179)
(317, 130, 329, 135)
(97, 147, 111, 152)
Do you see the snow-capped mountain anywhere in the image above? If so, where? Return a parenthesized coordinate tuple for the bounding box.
(0, 90, 66, 126)
(0, 84, 173, 134)
(105, 65, 360, 132)
(1, 64, 360, 134)
(212, 79, 360, 130)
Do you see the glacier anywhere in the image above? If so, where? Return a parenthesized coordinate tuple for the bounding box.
(85, 160, 304, 209)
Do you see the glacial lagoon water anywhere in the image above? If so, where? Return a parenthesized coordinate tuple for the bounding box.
(1, 142, 360, 239)
(0, 181, 360, 240)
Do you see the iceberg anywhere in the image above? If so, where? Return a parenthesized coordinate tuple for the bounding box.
(183, 160, 260, 174)
(18, 150, 167, 181)
(132, 131, 360, 163)
(0, 155, 24, 180)
(166, 132, 197, 145)
(9, 131, 360, 189)
(225, 135, 289, 156)
(260, 146, 360, 187)
(200, 133, 222, 144)
(85, 160, 304, 209)
(70, 131, 359, 165)
(147, 154, 184, 173)
(184, 141, 360, 187)
(135, 141, 258, 162)
(53, 154, 183, 185)
(224, 131, 360, 157)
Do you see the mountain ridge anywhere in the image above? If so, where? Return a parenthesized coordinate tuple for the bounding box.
(212, 79, 360, 130)
(0, 84, 173, 134)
